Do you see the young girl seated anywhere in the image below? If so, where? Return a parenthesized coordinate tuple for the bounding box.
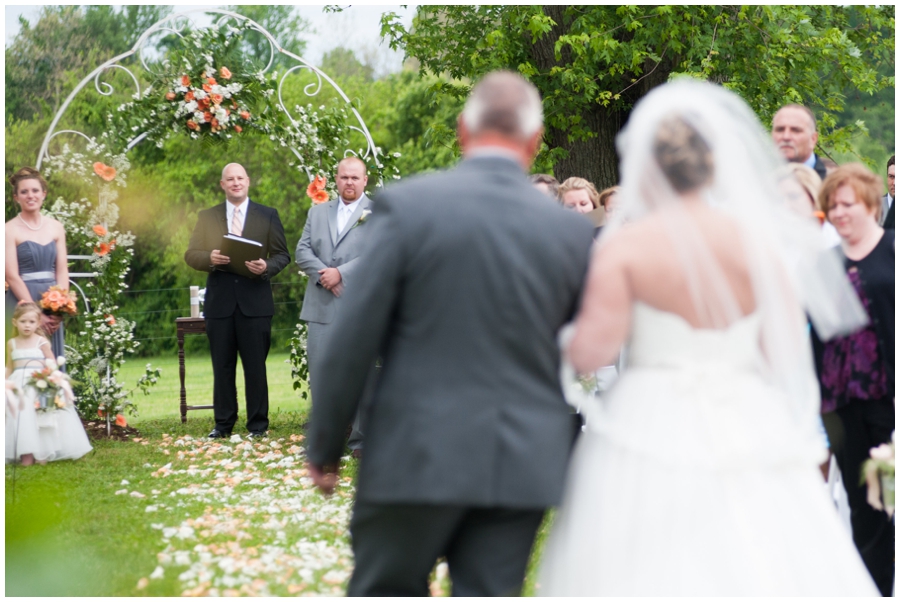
(6, 302, 91, 464)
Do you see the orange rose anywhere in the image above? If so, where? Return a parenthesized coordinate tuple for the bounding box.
(187, 121, 200, 131)
(211, 118, 220, 131)
(234, 125, 243, 133)
(203, 111, 213, 123)
(202, 84, 212, 93)
(93, 162, 117, 182)
(165, 91, 176, 101)
(207, 77, 217, 86)
(312, 190, 329, 204)
(210, 94, 223, 105)
(115, 414, 127, 428)
(97, 409, 106, 418)
(184, 91, 195, 102)
(105, 315, 116, 326)
(95, 243, 111, 256)
(93, 224, 108, 236)
(219, 67, 232, 80)
(240, 110, 250, 120)
(197, 98, 210, 110)
(181, 75, 190, 86)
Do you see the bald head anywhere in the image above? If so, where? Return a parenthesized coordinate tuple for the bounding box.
(220, 163, 250, 205)
(461, 71, 543, 142)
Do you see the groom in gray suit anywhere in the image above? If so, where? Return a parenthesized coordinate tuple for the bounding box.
(306, 71, 595, 596)
(295, 157, 373, 452)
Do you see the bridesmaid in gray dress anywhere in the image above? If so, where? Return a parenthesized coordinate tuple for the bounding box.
(5, 167, 69, 359)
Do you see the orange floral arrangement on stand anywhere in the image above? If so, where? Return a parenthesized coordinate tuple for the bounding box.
(306, 175, 330, 204)
(39, 286, 78, 317)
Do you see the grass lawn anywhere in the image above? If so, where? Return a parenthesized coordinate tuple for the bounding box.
(6, 353, 549, 596)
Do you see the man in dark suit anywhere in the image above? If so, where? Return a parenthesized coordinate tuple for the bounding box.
(881, 155, 894, 229)
(185, 163, 290, 439)
(772, 104, 829, 180)
(305, 71, 595, 596)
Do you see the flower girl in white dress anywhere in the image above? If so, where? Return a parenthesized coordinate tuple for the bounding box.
(6, 302, 91, 464)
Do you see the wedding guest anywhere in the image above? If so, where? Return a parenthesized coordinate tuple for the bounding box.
(881, 155, 894, 229)
(530, 173, 560, 202)
(598, 185, 620, 220)
(559, 177, 600, 215)
(5, 168, 68, 358)
(184, 163, 290, 439)
(784, 163, 840, 247)
(6, 302, 92, 464)
(295, 157, 374, 457)
(771, 104, 828, 179)
(306, 70, 594, 596)
(813, 163, 894, 596)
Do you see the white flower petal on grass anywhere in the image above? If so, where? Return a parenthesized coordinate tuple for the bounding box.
(229, 434, 242, 443)
(150, 566, 165, 579)
(130, 491, 146, 498)
(115, 489, 128, 495)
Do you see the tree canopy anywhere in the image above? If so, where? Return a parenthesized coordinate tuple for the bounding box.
(382, 5, 895, 187)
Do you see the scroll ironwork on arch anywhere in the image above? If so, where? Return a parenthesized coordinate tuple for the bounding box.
(35, 8, 398, 189)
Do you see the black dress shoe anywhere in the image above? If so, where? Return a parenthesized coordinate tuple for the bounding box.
(248, 431, 267, 439)
(208, 429, 231, 439)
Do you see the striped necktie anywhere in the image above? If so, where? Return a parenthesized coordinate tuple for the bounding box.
(231, 207, 242, 237)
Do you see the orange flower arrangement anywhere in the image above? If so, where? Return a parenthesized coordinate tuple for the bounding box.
(93, 224, 108, 236)
(95, 242, 111, 256)
(307, 176, 330, 204)
(115, 414, 128, 428)
(181, 75, 191, 87)
(93, 162, 117, 182)
(39, 286, 78, 316)
(219, 66, 232, 80)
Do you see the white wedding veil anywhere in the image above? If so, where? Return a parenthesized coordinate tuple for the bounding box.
(595, 78, 868, 433)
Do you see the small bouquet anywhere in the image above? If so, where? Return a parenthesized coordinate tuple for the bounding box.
(39, 286, 78, 317)
(862, 434, 895, 518)
(26, 357, 75, 419)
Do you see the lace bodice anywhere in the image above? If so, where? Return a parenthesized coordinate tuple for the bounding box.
(627, 302, 763, 373)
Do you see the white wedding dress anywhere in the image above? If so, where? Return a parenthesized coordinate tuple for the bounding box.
(539, 302, 879, 596)
(6, 342, 92, 463)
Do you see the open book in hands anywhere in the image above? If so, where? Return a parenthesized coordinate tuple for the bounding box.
(219, 234, 264, 279)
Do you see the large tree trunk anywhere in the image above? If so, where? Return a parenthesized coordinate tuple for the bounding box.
(529, 6, 672, 190)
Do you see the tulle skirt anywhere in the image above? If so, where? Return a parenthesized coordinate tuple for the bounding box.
(538, 367, 879, 596)
(6, 369, 92, 463)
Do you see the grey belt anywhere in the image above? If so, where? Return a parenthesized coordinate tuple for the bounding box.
(21, 271, 54, 281)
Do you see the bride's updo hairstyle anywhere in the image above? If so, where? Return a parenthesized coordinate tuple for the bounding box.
(653, 116, 714, 194)
(9, 166, 48, 194)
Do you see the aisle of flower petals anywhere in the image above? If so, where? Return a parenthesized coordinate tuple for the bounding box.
(124, 434, 355, 596)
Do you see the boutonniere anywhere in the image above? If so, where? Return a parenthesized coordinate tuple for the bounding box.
(352, 208, 372, 229)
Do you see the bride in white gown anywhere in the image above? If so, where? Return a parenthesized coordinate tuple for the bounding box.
(539, 81, 879, 596)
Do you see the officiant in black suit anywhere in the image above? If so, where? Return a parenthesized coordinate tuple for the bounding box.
(185, 163, 290, 438)
(305, 71, 595, 596)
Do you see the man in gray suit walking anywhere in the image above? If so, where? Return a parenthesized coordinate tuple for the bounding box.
(295, 157, 373, 452)
(306, 71, 595, 596)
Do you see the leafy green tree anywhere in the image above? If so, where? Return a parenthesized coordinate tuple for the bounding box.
(6, 6, 172, 123)
(320, 47, 374, 82)
(382, 5, 895, 188)
(222, 5, 310, 70)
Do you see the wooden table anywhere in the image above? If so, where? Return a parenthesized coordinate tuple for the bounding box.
(175, 317, 214, 423)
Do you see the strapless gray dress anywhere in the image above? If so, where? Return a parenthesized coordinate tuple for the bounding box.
(6, 241, 65, 359)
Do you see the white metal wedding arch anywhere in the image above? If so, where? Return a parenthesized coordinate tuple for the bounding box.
(35, 8, 380, 176)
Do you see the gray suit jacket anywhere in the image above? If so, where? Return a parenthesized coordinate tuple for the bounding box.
(295, 195, 373, 324)
(306, 155, 595, 508)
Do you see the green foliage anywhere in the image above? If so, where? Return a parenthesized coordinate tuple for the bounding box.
(222, 5, 310, 70)
(5, 6, 172, 123)
(320, 47, 375, 82)
(382, 5, 895, 187)
(288, 322, 310, 402)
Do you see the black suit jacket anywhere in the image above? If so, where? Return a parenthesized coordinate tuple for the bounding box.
(306, 155, 595, 508)
(883, 200, 895, 230)
(812, 153, 828, 181)
(184, 200, 290, 319)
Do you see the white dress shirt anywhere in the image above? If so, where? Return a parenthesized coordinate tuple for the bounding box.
(226, 197, 249, 235)
(337, 196, 363, 234)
